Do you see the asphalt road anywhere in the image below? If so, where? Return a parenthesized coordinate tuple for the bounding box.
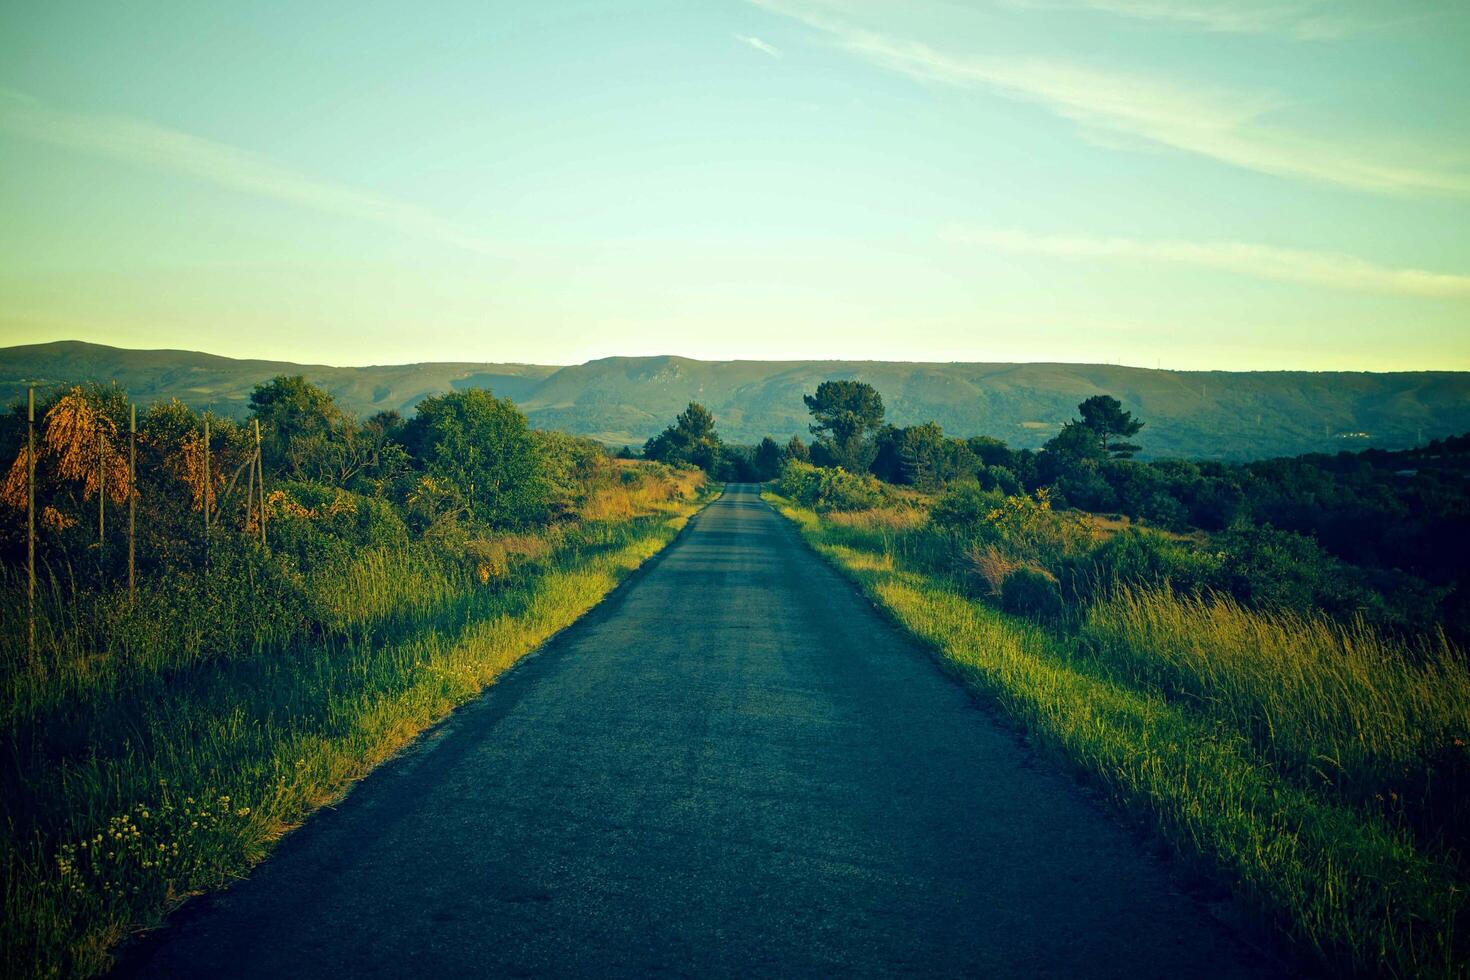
(118, 484, 1270, 979)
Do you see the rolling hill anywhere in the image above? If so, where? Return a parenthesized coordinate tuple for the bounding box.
(2, 340, 1467, 460)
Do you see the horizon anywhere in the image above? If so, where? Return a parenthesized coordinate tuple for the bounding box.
(7, 337, 1470, 376)
(3, 1, 1469, 372)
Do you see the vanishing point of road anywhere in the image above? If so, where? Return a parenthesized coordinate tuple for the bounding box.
(119, 485, 1271, 979)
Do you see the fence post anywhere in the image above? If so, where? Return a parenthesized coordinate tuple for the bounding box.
(27, 387, 35, 662)
(254, 418, 266, 548)
(129, 401, 136, 607)
(202, 415, 210, 571)
(98, 429, 105, 546)
(245, 431, 255, 532)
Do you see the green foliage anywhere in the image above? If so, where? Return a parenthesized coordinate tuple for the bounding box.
(871, 422, 982, 490)
(803, 380, 884, 473)
(531, 430, 611, 518)
(249, 376, 356, 484)
(1212, 522, 1385, 622)
(752, 436, 785, 481)
(405, 389, 547, 529)
(642, 401, 723, 471)
(776, 460, 885, 512)
(1060, 529, 1224, 603)
(928, 481, 1007, 531)
(785, 434, 810, 463)
(930, 485, 1091, 569)
(1001, 568, 1063, 619)
(1077, 394, 1144, 458)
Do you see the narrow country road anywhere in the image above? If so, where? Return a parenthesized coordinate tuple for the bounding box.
(118, 485, 1270, 979)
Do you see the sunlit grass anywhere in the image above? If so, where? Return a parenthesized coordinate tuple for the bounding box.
(1083, 588, 1470, 835)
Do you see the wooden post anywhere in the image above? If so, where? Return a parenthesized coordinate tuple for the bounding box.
(254, 418, 266, 547)
(97, 429, 105, 546)
(129, 402, 136, 607)
(245, 439, 255, 532)
(202, 415, 210, 571)
(27, 387, 35, 661)
(202, 416, 211, 530)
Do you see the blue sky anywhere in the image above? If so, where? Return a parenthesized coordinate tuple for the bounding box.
(1, 0, 1467, 369)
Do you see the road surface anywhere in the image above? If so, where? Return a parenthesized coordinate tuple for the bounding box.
(118, 484, 1270, 978)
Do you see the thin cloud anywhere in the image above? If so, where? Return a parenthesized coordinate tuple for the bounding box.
(997, 0, 1362, 39)
(749, 0, 1470, 198)
(948, 226, 1470, 299)
(736, 34, 783, 57)
(0, 89, 502, 256)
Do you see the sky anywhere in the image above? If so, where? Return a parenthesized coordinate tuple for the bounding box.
(1, 0, 1467, 371)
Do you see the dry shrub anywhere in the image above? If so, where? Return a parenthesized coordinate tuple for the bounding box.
(462, 533, 550, 584)
(1, 388, 133, 510)
(462, 539, 509, 584)
(580, 486, 635, 522)
(40, 506, 77, 533)
(826, 507, 926, 533)
(496, 533, 550, 560)
(965, 543, 1019, 597)
(263, 490, 314, 521)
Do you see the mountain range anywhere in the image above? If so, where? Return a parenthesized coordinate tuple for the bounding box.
(2, 341, 1468, 460)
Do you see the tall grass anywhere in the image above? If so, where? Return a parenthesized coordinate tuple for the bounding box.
(2, 471, 710, 979)
(766, 492, 1467, 978)
(1083, 588, 1470, 848)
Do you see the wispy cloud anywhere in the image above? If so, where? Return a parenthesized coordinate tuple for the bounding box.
(735, 34, 783, 57)
(948, 226, 1470, 298)
(997, 0, 1364, 39)
(0, 89, 502, 256)
(749, 1, 1470, 197)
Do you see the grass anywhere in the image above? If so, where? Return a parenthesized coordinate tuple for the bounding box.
(765, 491, 1467, 979)
(2, 474, 712, 979)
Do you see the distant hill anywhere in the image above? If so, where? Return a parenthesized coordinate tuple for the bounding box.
(2, 341, 1468, 461)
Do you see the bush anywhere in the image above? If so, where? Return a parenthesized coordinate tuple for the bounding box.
(931, 485, 1091, 571)
(929, 481, 1006, 531)
(1001, 567, 1063, 620)
(1061, 529, 1224, 603)
(776, 460, 885, 512)
(1213, 522, 1386, 623)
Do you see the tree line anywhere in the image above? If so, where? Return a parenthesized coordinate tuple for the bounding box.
(640, 381, 1470, 641)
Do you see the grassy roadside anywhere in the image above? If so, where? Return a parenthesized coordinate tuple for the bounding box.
(3, 482, 715, 979)
(764, 490, 1465, 979)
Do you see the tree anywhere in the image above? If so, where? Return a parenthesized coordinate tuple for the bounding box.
(785, 435, 810, 463)
(642, 402, 723, 471)
(803, 380, 885, 472)
(248, 376, 371, 485)
(752, 437, 786, 481)
(1037, 420, 1107, 488)
(899, 422, 946, 489)
(1077, 395, 1144, 458)
(404, 389, 546, 528)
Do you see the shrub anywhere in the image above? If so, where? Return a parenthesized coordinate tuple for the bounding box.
(1061, 528, 1224, 603)
(1001, 567, 1063, 620)
(776, 460, 885, 512)
(929, 481, 1006, 531)
(932, 485, 1092, 571)
(1213, 522, 1386, 622)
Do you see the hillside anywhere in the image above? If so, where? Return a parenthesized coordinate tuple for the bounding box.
(2, 341, 1468, 460)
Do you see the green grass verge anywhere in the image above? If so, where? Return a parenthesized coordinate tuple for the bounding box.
(765, 491, 1464, 979)
(3, 495, 711, 979)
